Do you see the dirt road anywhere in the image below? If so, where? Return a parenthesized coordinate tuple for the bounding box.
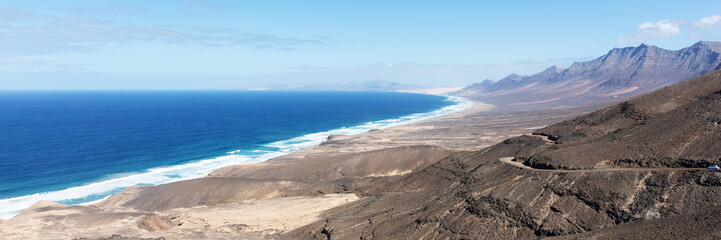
(499, 157, 708, 172)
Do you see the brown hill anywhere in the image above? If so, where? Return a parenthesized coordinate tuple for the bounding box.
(0, 146, 453, 239)
(96, 145, 452, 211)
(285, 69, 721, 239)
(527, 69, 721, 169)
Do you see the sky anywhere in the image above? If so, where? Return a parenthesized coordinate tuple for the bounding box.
(1, 0, 721, 90)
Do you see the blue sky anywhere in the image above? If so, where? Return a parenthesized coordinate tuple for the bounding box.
(2, 0, 721, 89)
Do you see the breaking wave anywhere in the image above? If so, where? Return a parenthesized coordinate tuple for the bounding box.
(0, 96, 473, 219)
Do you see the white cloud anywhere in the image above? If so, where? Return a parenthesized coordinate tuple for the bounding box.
(618, 19, 680, 44)
(0, 7, 332, 58)
(377, 63, 395, 68)
(693, 15, 721, 28)
(636, 20, 680, 37)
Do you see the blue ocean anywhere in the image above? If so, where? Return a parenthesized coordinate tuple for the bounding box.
(0, 91, 472, 218)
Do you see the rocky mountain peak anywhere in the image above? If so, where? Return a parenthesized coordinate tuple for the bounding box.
(503, 73, 522, 80)
(540, 65, 565, 74)
(479, 79, 495, 86)
(692, 41, 721, 52)
(638, 43, 654, 48)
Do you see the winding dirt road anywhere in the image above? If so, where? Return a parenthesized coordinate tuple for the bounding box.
(498, 157, 708, 172)
(500, 135, 709, 172)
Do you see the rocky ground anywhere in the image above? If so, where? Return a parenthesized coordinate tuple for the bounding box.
(284, 69, 721, 239)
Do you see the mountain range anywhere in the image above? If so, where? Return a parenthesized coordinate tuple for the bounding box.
(454, 41, 721, 109)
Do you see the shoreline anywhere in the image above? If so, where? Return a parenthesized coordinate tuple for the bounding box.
(0, 94, 478, 220)
(0, 94, 593, 239)
(263, 98, 493, 162)
(209, 98, 493, 176)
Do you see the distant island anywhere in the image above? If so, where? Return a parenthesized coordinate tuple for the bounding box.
(247, 80, 464, 95)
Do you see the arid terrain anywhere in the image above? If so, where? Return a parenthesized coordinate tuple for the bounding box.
(2, 44, 721, 239)
(5, 1, 721, 239)
(283, 69, 721, 240)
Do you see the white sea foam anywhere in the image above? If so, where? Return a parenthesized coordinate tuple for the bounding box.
(0, 95, 473, 219)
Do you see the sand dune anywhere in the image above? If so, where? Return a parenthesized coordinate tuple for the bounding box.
(0, 195, 357, 240)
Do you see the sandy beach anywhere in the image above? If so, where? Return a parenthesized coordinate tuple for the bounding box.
(0, 99, 592, 239)
(267, 99, 592, 161)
